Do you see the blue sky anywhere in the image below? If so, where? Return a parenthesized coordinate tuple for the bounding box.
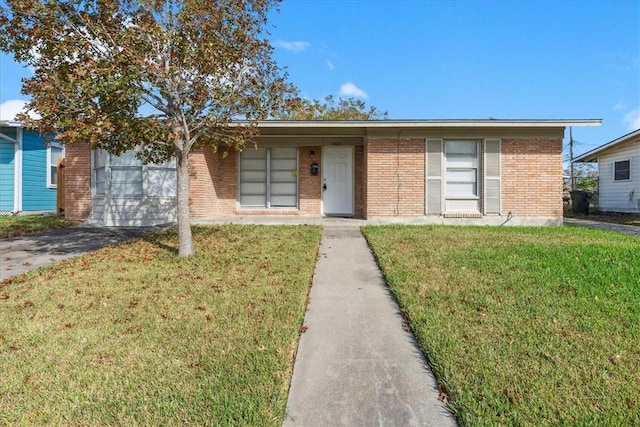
(1, 0, 639, 158)
(267, 0, 640, 157)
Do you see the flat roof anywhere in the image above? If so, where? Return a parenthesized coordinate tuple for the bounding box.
(1, 118, 602, 133)
(256, 119, 602, 128)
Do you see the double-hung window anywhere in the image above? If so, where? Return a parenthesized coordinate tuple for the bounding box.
(239, 147, 298, 208)
(614, 159, 631, 181)
(445, 140, 480, 212)
(110, 150, 143, 196)
(47, 144, 64, 188)
(426, 139, 501, 216)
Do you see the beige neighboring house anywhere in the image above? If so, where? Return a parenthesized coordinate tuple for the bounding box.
(573, 128, 640, 213)
(62, 119, 601, 227)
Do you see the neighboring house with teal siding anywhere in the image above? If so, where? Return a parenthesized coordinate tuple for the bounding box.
(0, 121, 62, 214)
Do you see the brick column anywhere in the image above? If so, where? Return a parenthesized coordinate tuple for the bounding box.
(64, 142, 92, 220)
(299, 146, 322, 215)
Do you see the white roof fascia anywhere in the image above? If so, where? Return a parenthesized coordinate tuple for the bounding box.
(573, 128, 640, 163)
(0, 120, 24, 128)
(255, 119, 602, 129)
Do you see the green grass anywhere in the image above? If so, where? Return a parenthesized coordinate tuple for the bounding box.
(362, 225, 640, 426)
(0, 225, 322, 426)
(0, 214, 74, 238)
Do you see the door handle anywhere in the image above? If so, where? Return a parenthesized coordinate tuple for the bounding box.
(323, 183, 327, 191)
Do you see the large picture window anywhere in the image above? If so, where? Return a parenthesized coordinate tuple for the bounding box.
(94, 149, 177, 197)
(240, 147, 298, 208)
(614, 159, 630, 181)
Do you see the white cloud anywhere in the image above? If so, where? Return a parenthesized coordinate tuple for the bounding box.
(326, 60, 335, 70)
(338, 82, 368, 99)
(613, 102, 627, 111)
(610, 52, 640, 71)
(623, 109, 640, 131)
(0, 99, 40, 121)
(274, 40, 310, 52)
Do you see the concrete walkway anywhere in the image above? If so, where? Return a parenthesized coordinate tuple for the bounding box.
(283, 224, 456, 427)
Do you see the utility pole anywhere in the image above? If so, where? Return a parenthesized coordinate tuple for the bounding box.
(569, 127, 575, 190)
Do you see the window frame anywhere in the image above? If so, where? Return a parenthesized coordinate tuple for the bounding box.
(613, 159, 631, 182)
(47, 143, 64, 188)
(109, 150, 144, 197)
(93, 149, 107, 196)
(93, 149, 177, 198)
(239, 147, 299, 209)
(444, 140, 480, 200)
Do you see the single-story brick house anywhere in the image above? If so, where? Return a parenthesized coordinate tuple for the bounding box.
(573, 128, 640, 213)
(63, 119, 600, 226)
(1, 121, 63, 214)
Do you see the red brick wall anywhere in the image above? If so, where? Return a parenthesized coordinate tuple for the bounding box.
(363, 137, 563, 220)
(189, 146, 361, 217)
(299, 147, 321, 215)
(365, 138, 425, 217)
(188, 147, 239, 218)
(189, 147, 218, 218)
(64, 142, 92, 220)
(501, 138, 563, 218)
(217, 150, 237, 215)
(64, 136, 563, 223)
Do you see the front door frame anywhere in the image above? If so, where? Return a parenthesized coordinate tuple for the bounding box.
(322, 145, 354, 217)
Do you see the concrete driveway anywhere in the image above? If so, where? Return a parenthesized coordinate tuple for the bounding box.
(564, 217, 640, 237)
(0, 224, 158, 281)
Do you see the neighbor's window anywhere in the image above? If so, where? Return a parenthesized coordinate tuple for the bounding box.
(614, 159, 630, 181)
(47, 145, 64, 188)
(239, 147, 298, 208)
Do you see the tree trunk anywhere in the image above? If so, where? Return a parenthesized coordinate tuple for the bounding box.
(176, 149, 194, 257)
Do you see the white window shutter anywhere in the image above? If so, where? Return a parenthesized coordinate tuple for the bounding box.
(484, 139, 501, 215)
(426, 139, 443, 214)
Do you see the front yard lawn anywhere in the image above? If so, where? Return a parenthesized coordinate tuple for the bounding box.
(0, 225, 322, 426)
(0, 214, 74, 239)
(363, 225, 640, 426)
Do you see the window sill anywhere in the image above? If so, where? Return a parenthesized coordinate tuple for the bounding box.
(445, 196, 480, 200)
(444, 212, 482, 218)
(236, 208, 300, 215)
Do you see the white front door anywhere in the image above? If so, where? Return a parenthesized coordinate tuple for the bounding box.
(322, 146, 353, 216)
